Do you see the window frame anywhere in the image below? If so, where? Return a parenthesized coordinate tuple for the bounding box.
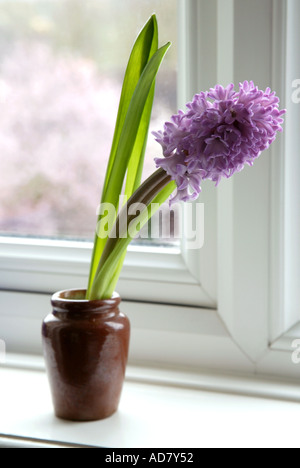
(0, 235, 216, 307)
(0, 0, 299, 384)
(267, 0, 300, 368)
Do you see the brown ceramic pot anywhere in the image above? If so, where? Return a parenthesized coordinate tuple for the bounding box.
(42, 289, 130, 422)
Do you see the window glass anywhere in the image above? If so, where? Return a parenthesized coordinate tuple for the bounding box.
(0, 0, 177, 240)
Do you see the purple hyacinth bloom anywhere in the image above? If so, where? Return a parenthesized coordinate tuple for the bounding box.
(154, 81, 286, 204)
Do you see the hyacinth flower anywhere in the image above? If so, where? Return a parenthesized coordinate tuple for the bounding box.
(86, 16, 285, 301)
(154, 82, 286, 205)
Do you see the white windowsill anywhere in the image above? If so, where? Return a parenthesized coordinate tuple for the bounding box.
(1, 355, 300, 448)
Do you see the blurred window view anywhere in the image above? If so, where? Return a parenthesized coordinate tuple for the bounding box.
(0, 0, 177, 242)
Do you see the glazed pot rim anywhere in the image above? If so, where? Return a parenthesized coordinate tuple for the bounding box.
(51, 289, 120, 305)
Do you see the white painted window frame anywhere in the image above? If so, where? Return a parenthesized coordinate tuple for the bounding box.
(264, 0, 300, 378)
(0, 0, 299, 385)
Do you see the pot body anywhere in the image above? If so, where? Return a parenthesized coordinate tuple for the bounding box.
(42, 289, 130, 421)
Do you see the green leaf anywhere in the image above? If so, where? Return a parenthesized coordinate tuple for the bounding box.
(102, 15, 158, 201)
(100, 42, 171, 210)
(87, 41, 171, 298)
(86, 16, 160, 297)
(124, 83, 155, 197)
(106, 82, 156, 299)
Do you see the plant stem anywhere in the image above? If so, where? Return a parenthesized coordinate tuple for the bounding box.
(88, 168, 173, 300)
